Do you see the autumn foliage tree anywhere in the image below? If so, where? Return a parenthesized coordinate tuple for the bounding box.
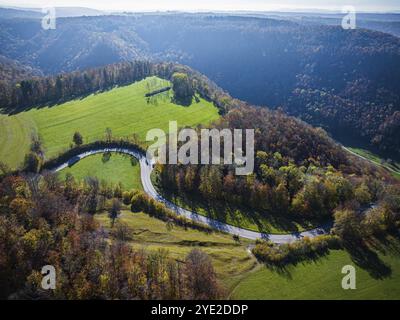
(185, 249, 222, 299)
(171, 72, 194, 106)
(0, 173, 222, 300)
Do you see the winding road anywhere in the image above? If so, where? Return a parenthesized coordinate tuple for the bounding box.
(53, 148, 330, 243)
(342, 146, 400, 175)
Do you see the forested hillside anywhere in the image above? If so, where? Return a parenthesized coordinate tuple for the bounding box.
(1, 11, 400, 158)
(0, 55, 41, 84)
(0, 54, 399, 300)
(263, 12, 400, 37)
(0, 173, 223, 299)
(155, 104, 398, 232)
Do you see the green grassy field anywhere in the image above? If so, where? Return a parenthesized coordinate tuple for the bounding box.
(231, 249, 400, 300)
(347, 147, 400, 179)
(0, 76, 219, 169)
(96, 211, 400, 299)
(0, 113, 37, 169)
(95, 211, 257, 293)
(59, 153, 143, 191)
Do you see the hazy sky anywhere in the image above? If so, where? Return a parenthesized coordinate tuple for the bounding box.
(1, 0, 399, 12)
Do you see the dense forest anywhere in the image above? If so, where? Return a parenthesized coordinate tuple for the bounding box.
(3, 61, 396, 230)
(1, 11, 400, 157)
(0, 55, 41, 87)
(155, 104, 399, 228)
(0, 172, 222, 299)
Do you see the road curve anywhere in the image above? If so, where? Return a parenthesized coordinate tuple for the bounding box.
(52, 148, 330, 243)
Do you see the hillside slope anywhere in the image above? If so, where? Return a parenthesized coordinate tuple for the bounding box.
(0, 55, 41, 83)
(1, 12, 399, 158)
(0, 74, 219, 169)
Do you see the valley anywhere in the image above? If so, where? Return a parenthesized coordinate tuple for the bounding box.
(1, 10, 400, 159)
(345, 147, 400, 179)
(0, 6, 399, 302)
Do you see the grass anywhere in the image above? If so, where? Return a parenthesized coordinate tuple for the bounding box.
(347, 147, 400, 179)
(160, 192, 311, 234)
(0, 76, 219, 169)
(231, 249, 400, 300)
(0, 113, 37, 168)
(58, 153, 143, 191)
(95, 211, 257, 292)
(96, 211, 400, 300)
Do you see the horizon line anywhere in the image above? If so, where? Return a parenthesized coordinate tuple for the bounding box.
(1, 4, 400, 14)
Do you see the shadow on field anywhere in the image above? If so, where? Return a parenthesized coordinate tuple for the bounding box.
(260, 243, 392, 281)
(367, 233, 400, 257)
(344, 240, 392, 280)
(6, 92, 98, 115)
(258, 250, 334, 280)
(164, 190, 319, 235)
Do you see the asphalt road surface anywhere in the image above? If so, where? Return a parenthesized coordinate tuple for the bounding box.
(53, 148, 330, 243)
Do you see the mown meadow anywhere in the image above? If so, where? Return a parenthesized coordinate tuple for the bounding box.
(0, 76, 219, 169)
(59, 153, 143, 191)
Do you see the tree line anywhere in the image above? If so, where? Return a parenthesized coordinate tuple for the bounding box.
(0, 60, 234, 115)
(252, 194, 400, 268)
(155, 106, 399, 226)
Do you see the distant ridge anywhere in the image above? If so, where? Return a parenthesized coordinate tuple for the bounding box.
(0, 6, 105, 17)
